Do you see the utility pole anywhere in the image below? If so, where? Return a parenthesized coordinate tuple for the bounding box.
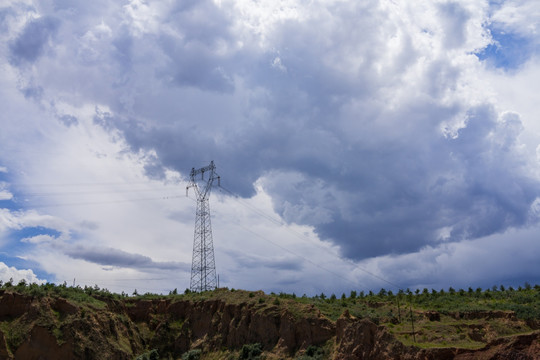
(186, 161, 220, 292)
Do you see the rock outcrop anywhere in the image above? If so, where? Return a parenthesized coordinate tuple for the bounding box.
(126, 297, 335, 356)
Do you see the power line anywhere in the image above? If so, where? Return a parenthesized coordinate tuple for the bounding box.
(224, 217, 365, 290)
(21, 188, 179, 197)
(18, 194, 189, 208)
(218, 184, 404, 290)
(7, 176, 404, 291)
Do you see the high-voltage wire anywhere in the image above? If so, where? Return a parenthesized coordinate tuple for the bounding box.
(218, 183, 403, 291)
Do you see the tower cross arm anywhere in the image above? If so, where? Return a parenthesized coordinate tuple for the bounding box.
(190, 161, 217, 181)
(186, 161, 220, 199)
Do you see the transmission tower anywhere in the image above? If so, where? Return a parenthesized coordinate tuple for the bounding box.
(186, 161, 220, 292)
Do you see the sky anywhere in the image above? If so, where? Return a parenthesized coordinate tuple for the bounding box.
(1, 0, 540, 296)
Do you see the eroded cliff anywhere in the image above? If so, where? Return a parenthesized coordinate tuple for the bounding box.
(0, 288, 538, 359)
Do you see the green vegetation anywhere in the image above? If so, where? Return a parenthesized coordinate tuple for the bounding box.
(135, 349, 159, 360)
(296, 345, 325, 360)
(238, 343, 262, 360)
(182, 349, 201, 360)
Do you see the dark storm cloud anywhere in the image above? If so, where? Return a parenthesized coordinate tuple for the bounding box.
(266, 105, 539, 259)
(81, 0, 540, 263)
(65, 245, 189, 271)
(9, 15, 59, 66)
(156, 1, 235, 92)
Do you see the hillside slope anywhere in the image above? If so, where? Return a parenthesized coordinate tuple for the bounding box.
(0, 286, 538, 359)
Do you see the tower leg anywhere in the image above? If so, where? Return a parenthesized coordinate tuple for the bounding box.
(190, 198, 217, 292)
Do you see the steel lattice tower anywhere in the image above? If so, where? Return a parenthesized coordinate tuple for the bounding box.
(186, 161, 220, 292)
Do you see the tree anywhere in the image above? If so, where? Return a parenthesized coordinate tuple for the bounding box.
(476, 287, 482, 295)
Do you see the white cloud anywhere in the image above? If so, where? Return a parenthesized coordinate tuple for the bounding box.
(0, 208, 69, 234)
(491, 1, 540, 38)
(20, 234, 56, 244)
(0, 262, 45, 285)
(0, 191, 13, 201)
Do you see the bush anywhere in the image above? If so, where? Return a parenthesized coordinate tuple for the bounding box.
(297, 345, 324, 360)
(238, 343, 262, 360)
(135, 349, 159, 360)
(182, 349, 201, 360)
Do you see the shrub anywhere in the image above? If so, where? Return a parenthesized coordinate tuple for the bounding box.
(182, 349, 201, 360)
(238, 343, 262, 360)
(297, 345, 324, 360)
(136, 349, 159, 360)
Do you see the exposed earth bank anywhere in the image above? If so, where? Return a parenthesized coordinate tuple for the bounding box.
(0, 289, 538, 359)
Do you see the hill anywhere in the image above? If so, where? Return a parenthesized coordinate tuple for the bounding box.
(0, 281, 539, 359)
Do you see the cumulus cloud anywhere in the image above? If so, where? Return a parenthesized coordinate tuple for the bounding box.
(0, 208, 69, 234)
(0, 0, 539, 293)
(0, 262, 45, 284)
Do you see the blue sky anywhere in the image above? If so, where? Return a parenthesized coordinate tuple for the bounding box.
(1, 0, 540, 296)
